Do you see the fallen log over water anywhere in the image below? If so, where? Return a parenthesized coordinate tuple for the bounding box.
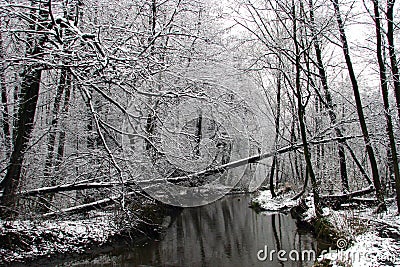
(15, 134, 363, 198)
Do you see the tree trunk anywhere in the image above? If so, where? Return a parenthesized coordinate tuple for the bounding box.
(332, 0, 386, 211)
(145, 0, 158, 152)
(194, 111, 203, 157)
(373, 0, 400, 213)
(292, 0, 322, 217)
(0, 18, 11, 158)
(1, 0, 50, 218)
(87, 102, 95, 149)
(55, 0, 78, 167)
(55, 72, 72, 168)
(43, 68, 68, 184)
(290, 111, 302, 183)
(269, 156, 277, 197)
(386, 0, 400, 213)
(269, 62, 282, 198)
(387, 0, 400, 120)
(12, 82, 18, 144)
(309, 0, 349, 192)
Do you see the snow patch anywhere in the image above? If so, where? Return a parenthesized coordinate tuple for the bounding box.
(319, 203, 400, 267)
(252, 190, 298, 211)
(0, 214, 118, 264)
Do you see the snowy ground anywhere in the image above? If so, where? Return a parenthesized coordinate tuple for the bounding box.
(251, 190, 298, 212)
(252, 190, 400, 266)
(0, 212, 119, 264)
(319, 203, 400, 267)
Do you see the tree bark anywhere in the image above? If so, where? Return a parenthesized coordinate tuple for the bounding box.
(373, 0, 400, 213)
(43, 68, 68, 183)
(309, 0, 349, 192)
(386, 0, 400, 213)
(292, 0, 322, 217)
(269, 61, 282, 198)
(145, 0, 159, 151)
(332, 0, 386, 211)
(194, 111, 203, 157)
(55, 72, 72, 168)
(1, 0, 50, 218)
(386, 0, 400, 120)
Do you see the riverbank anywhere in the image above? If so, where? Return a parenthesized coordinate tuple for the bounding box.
(0, 200, 179, 265)
(251, 189, 400, 266)
(317, 202, 400, 267)
(47, 194, 319, 266)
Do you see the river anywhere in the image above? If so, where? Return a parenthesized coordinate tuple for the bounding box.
(57, 194, 322, 267)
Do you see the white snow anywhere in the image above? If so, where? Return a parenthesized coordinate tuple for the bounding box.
(0, 214, 118, 264)
(252, 190, 298, 211)
(318, 203, 400, 266)
(253, 190, 400, 266)
(320, 231, 400, 266)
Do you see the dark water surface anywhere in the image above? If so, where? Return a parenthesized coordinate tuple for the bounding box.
(62, 195, 320, 267)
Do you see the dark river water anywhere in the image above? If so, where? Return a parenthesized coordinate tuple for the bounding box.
(60, 194, 321, 267)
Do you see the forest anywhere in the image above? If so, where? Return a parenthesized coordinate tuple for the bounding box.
(0, 0, 399, 266)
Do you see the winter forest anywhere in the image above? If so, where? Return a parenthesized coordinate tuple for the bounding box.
(0, 0, 399, 266)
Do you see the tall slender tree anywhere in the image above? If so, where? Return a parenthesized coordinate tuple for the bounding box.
(292, 0, 322, 216)
(372, 0, 400, 212)
(331, 0, 386, 211)
(1, 0, 50, 218)
(309, 0, 349, 192)
(386, 0, 400, 120)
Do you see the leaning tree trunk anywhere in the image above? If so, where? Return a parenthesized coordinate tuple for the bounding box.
(332, 0, 386, 212)
(309, 0, 349, 192)
(387, 0, 400, 120)
(386, 0, 400, 213)
(1, 0, 50, 218)
(373, 0, 400, 213)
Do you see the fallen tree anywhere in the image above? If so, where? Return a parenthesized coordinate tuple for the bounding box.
(14, 134, 365, 198)
(41, 191, 139, 218)
(20, 180, 139, 197)
(321, 186, 375, 208)
(1, 135, 374, 217)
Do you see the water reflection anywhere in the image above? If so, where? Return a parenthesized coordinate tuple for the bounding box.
(64, 195, 318, 267)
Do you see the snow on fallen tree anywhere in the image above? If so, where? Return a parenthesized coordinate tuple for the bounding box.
(41, 191, 140, 218)
(0, 135, 369, 218)
(15, 134, 364, 197)
(321, 186, 376, 208)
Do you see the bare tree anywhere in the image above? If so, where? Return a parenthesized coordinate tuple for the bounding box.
(292, 0, 322, 216)
(371, 0, 400, 212)
(386, 0, 400, 120)
(308, 0, 349, 192)
(1, 0, 51, 218)
(331, 0, 386, 211)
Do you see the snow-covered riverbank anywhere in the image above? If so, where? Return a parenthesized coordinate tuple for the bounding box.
(250, 189, 298, 212)
(319, 203, 400, 267)
(0, 199, 178, 265)
(0, 213, 118, 264)
(251, 189, 400, 266)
